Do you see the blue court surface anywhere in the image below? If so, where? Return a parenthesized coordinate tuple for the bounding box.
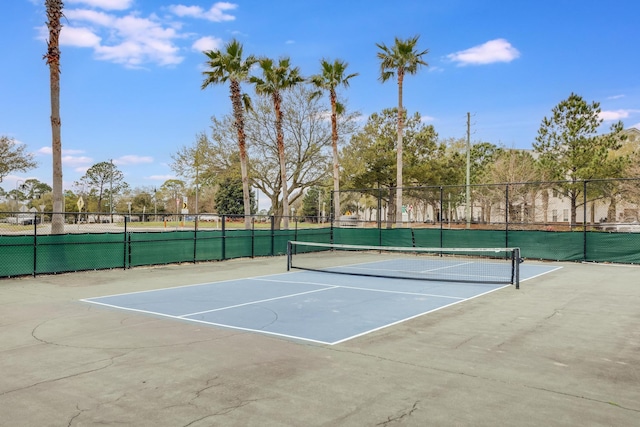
(82, 263, 560, 345)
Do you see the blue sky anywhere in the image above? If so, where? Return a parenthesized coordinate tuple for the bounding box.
(1, 0, 639, 194)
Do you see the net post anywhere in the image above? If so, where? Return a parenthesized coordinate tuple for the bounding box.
(514, 248, 520, 289)
(286, 241, 292, 271)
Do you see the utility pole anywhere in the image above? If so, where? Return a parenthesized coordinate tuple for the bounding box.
(466, 112, 471, 230)
(109, 159, 113, 223)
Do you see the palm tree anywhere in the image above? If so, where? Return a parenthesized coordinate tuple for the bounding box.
(309, 59, 359, 222)
(376, 35, 428, 226)
(44, 0, 64, 234)
(201, 39, 257, 230)
(250, 57, 304, 229)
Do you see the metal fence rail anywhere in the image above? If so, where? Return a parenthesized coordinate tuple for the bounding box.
(0, 214, 328, 277)
(334, 178, 640, 231)
(1, 178, 640, 278)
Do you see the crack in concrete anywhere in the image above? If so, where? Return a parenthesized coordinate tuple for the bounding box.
(0, 352, 129, 397)
(28, 316, 245, 351)
(67, 406, 83, 427)
(324, 346, 640, 414)
(180, 399, 261, 427)
(376, 401, 419, 426)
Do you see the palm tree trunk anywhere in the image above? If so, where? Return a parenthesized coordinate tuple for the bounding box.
(330, 88, 340, 221)
(45, 0, 64, 234)
(274, 93, 289, 229)
(230, 80, 252, 230)
(395, 70, 405, 227)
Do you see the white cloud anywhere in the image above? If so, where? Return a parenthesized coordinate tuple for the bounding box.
(169, 5, 204, 17)
(168, 2, 237, 22)
(599, 109, 640, 121)
(36, 147, 87, 156)
(285, 40, 295, 45)
(147, 174, 176, 181)
(66, 0, 134, 11)
(192, 36, 223, 52)
(63, 155, 94, 167)
(37, 2, 238, 68)
(34, 147, 92, 169)
(61, 9, 184, 67)
(607, 94, 625, 100)
(447, 38, 520, 66)
(60, 26, 102, 48)
(115, 155, 154, 165)
(66, 8, 114, 26)
(420, 115, 436, 123)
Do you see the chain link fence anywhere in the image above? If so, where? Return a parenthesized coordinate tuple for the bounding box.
(334, 178, 640, 231)
(331, 178, 640, 263)
(1, 178, 639, 278)
(0, 212, 332, 278)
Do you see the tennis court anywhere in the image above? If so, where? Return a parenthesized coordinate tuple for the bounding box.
(2, 249, 639, 426)
(83, 246, 560, 345)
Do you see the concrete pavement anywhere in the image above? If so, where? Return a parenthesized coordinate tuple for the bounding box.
(1, 257, 638, 426)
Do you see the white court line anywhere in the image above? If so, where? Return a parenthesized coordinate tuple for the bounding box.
(82, 263, 560, 346)
(581, 262, 640, 268)
(254, 277, 465, 300)
(178, 286, 338, 317)
(419, 261, 474, 272)
(81, 270, 311, 300)
(82, 299, 333, 345)
(330, 284, 511, 345)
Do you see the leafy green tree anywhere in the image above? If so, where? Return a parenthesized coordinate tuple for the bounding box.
(250, 57, 304, 229)
(309, 59, 359, 220)
(44, 0, 64, 233)
(376, 35, 429, 225)
(63, 190, 78, 217)
(533, 93, 627, 223)
(21, 179, 52, 201)
(76, 161, 128, 214)
(301, 186, 328, 221)
(131, 190, 154, 217)
(214, 177, 256, 215)
(202, 39, 257, 229)
(159, 179, 186, 215)
(341, 108, 439, 225)
(466, 142, 504, 184)
(0, 136, 37, 183)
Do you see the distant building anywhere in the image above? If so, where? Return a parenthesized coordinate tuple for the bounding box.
(622, 127, 640, 145)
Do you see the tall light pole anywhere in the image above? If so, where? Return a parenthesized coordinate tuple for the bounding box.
(153, 187, 157, 222)
(109, 159, 113, 223)
(195, 164, 199, 216)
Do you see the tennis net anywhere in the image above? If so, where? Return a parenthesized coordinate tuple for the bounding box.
(287, 241, 521, 288)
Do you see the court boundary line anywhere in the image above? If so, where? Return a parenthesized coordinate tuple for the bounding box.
(82, 299, 334, 345)
(178, 285, 338, 317)
(331, 284, 510, 345)
(253, 277, 466, 300)
(81, 263, 561, 346)
(81, 269, 318, 301)
(82, 275, 506, 346)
